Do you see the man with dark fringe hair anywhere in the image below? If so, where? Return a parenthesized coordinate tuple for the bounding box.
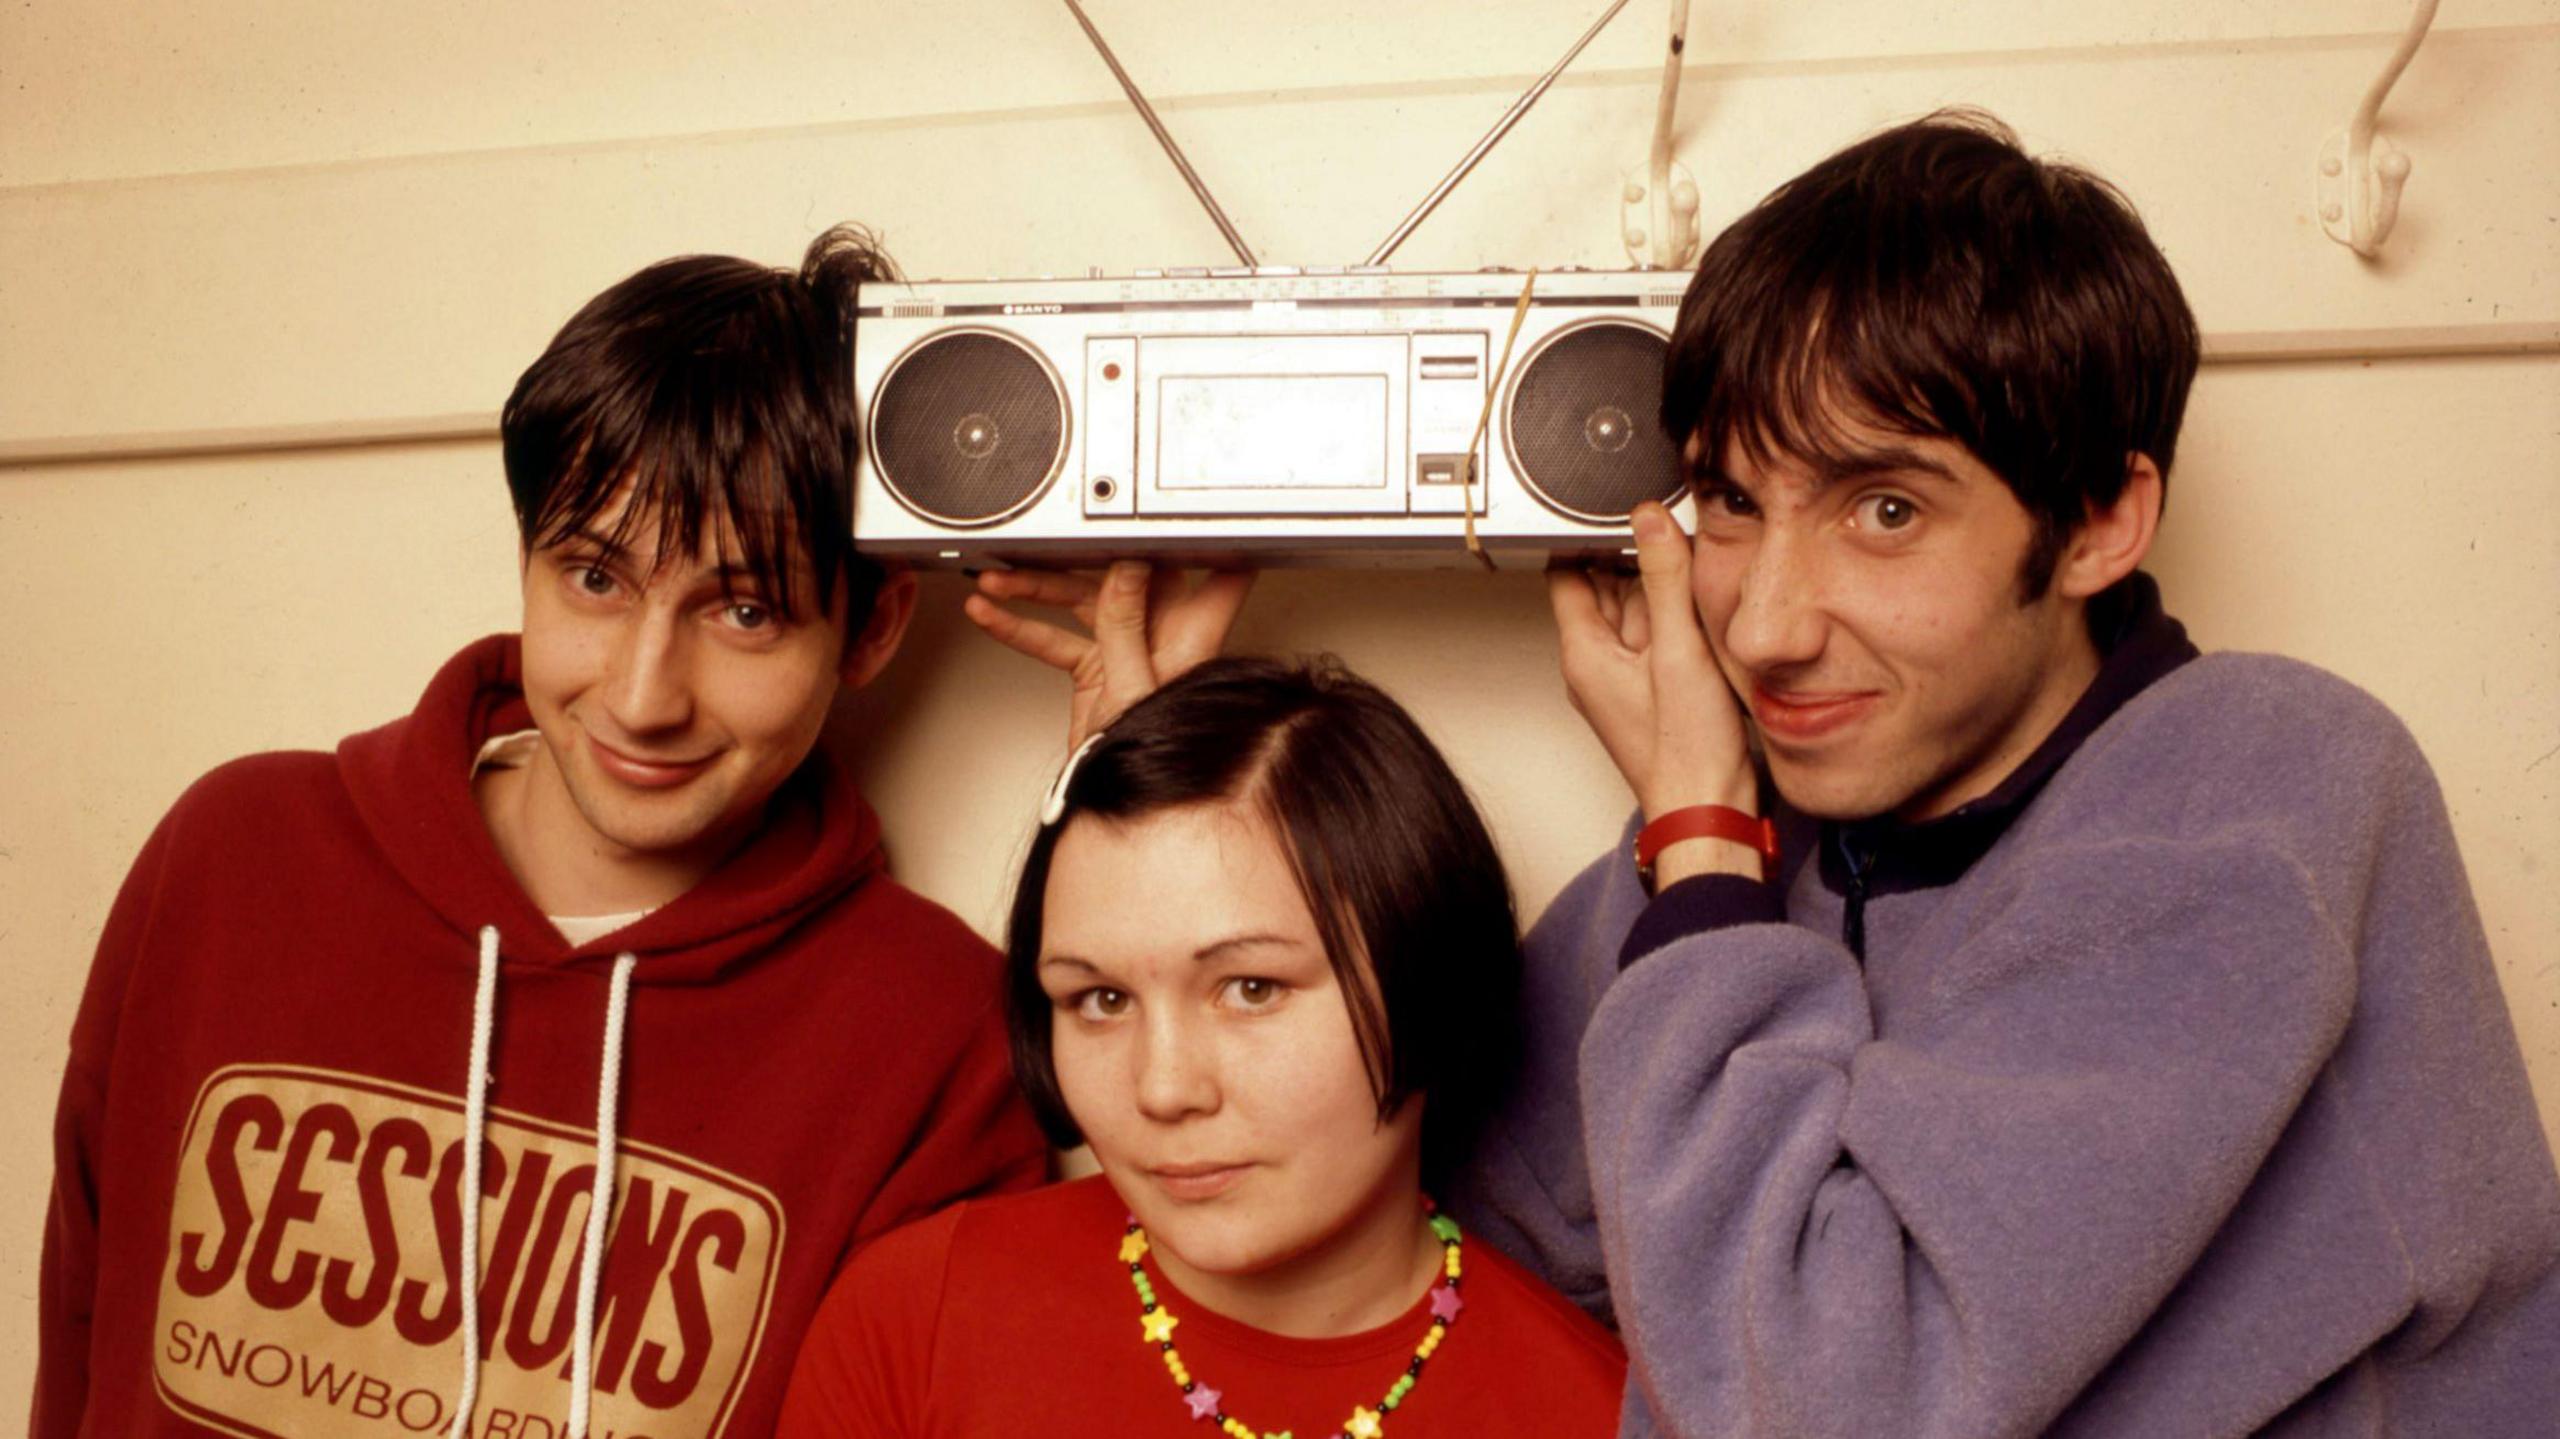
(502, 228, 892, 635)
(1659, 113, 2198, 622)
(34, 228, 1047, 1439)
(1455, 110, 2560, 1437)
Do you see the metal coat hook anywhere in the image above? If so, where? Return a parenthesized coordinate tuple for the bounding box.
(2317, 0, 2439, 259)
(1622, 0, 1701, 269)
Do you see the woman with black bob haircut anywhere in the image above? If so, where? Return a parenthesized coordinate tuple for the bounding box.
(780, 655, 1624, 1437)
(1011, 653, 1520, 1188)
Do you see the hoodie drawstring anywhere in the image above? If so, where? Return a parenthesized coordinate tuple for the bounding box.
(451, 927, 638, 1439)
(569, 952, 637, 1439)
(450, 927, 501, 1438)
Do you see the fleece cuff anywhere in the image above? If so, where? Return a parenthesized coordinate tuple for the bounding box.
(1619, 874, 1786, 970)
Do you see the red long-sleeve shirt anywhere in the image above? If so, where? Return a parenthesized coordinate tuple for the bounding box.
(779, 1175, 1627, 1437)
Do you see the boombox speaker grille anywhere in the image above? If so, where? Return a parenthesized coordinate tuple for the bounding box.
(870, 330, 1067, 525)
(1504, 320, 1682, 522)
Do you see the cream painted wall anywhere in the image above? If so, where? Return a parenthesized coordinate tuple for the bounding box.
(4, 0, 2557, 1414)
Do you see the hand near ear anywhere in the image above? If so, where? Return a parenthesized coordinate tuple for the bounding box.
(965, 563, 1255, 749)
(1549, 502, 1756, 845)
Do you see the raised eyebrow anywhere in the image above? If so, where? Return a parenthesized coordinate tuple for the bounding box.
(1810, 446, 1961, 490)
(1192, 932, 1306, 964)
(706, 563, 767, 596)
(543, 527, 633, 561)
(543, 530, 776, 585)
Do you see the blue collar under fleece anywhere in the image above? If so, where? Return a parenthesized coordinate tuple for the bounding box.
(1801, 571, 2201, 901)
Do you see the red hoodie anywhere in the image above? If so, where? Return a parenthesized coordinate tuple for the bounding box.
(35, 635, 1048, 1439)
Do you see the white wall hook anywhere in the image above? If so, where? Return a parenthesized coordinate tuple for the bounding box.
(1623, 0, 1701, 270)
(2317, 0, 2438, 259)
(1622, 161, 1701, 269)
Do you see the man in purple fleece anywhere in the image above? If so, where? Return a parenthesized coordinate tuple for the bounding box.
(1449, 112, 2560, 1435)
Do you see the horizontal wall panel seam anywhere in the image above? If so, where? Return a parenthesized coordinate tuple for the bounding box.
(4, 23, 2550, 200)
(6, 334, 2555, 471)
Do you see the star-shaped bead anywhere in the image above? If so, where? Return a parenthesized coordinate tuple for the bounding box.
(1428, 1282, 1464, 1322)
(1183, 1385, 1222, 1420)
(1119, 1231, 1150, 1264)
(1347, 1406, 1384, 1439)
(1141, 1307, 1181, 1344)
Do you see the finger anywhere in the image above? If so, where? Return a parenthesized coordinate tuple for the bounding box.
(1590, 568, 1625, 632)
(1142, 568, 1192, 664)
(1091, 560, 1158, 688)
(962, 594, 1095, 674)
(1584, 568, 1650, 650)
(1630, 502, 1709, 666)
(974, 568, 1101, 614)
(1546, 565, 1615, 651)
(1157, 569, 1255, 671)
(1621, 583, 1652, 649)
(1146, 566, 1185, 622)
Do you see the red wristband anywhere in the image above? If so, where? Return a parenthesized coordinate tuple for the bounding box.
(1633, 805, 1777, 884)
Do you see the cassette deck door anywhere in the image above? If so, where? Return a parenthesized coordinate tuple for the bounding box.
(1133, 334, 1409, 516)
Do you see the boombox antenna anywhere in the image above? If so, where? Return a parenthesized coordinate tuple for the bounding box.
(1364, 0, 1637, 266)
(1063, 0, 1260, 267)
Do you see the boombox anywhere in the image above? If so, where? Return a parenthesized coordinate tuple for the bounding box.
(848, 267, 1695, 569)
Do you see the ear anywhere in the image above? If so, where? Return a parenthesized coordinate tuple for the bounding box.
(2054, 453, 2163, 601)
(839, 565, 919, 690)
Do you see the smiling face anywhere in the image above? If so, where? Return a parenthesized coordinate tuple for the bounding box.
(1038, 799, 1426, 1316)
(1689, 420, 2112, 822)
(511, 487, 891, 887)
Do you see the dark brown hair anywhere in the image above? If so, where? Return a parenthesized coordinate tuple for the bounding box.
(1664, 109, 2199, 601)
(1005, 656, 1524, 1188)
(499, 224, 897, 624)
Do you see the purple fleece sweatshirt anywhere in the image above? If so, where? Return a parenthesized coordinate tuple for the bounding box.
(1454, 620, 2560, 1435)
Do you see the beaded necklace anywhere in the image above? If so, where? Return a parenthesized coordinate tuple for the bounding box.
(1121, 1204, 1466, 1439)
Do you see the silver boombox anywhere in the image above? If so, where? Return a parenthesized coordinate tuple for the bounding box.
(849, 267, 1691, 569)
(848, 2, 1702, 569)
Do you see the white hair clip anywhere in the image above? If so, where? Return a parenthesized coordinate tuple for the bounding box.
(1040, 733, 1107, 828)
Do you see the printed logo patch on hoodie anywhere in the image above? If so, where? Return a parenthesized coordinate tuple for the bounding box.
(154, 1064, 782, 1438)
